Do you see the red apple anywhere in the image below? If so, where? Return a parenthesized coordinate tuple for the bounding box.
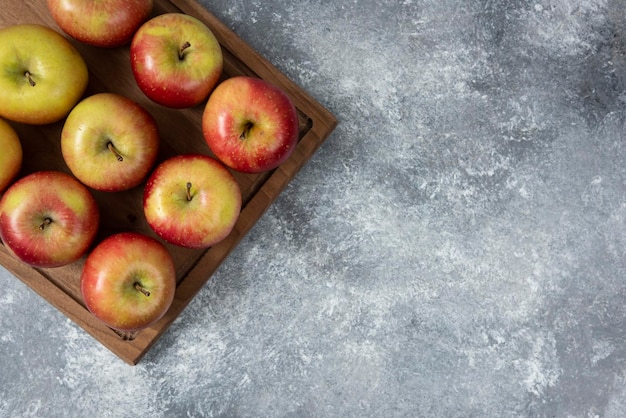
(0, 24, 88, 125)
(0, 171, 100, 268)
(47, 0, 154, 48)
(0, 118, 22, 193)
(130, 13, 223, 108)
(81, 232, 176, 332)
(202, 76, 299, 173)
(61, 93, 160, 192)
(143, 154, 241, 248)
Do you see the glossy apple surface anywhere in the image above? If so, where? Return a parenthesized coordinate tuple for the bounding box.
(81, 232, 176, 332)
(130, 13, 223, 108)
(0, 24, 88, 125)
(0, 119, 22, 193)
(143, 154, 241, 248)
(0, 171, 100, 268)
(47, 0, 153, 48)
(202, 76, 299, 173)
(61, 93, 160, 192)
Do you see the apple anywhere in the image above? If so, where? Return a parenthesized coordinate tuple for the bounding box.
(0, 24, 88, 125)
(80, 232, 176, 332)
(61, 93, 160, 192)
(202, 76, 300, 173)
(47, 0, 154, 48)
(0, 171, 100, 268)
(143, 154, 241, 248)
(130, 13, 223, 108)
(0, 119, 22, 193)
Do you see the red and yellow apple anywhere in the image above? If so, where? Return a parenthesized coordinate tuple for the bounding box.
(0, 24, 88, 125)
(47, 0, 154, 48)
(81, 232, 176, 332)
(130, 13, 223, 108)
(202, 76, 299, 173)
(61, 93, 160, 192)
(0, 119, 22, 193)
(0, 171, 100, 268)
(143, 154, 241, 248)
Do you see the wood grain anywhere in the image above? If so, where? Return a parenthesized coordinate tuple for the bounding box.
(0, 0, 337, 364)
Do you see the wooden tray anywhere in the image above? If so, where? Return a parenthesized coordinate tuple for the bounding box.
(0, 0, 337, 365)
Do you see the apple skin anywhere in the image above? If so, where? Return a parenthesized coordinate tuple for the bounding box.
(80, 232, 176, 332)
(0, 24, 88, 125)
(143, 154, 241, 248)
(0, 171, 100, 268)
(47, 0, 153, 48)
(130, 13, 223, 109)
(0, 119, 22, 193)
(202, 76, 299, 173)
(61, 93, 160, 192)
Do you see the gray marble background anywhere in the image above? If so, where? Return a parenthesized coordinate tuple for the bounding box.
(3, 0, 626, 416)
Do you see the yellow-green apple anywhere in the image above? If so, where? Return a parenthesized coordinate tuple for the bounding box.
(0, 24, 88, 125)
(80, 232, 176, 332)
(143, 154, 241, 248)
(0, 171, 100, 268)
(0, 119, 22, 193)
(202, 76, 299, 173)
(47, 0, 153, 48)
(130, 13, 223, 108)
(61, 93, 160, 192)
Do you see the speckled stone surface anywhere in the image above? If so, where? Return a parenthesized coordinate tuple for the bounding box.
(3, 0, 626, 416)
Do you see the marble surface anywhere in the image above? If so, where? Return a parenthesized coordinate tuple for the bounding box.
(3, 0, 626, 416)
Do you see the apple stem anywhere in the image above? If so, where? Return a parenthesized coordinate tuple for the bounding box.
(38, 217, 52, 230)
(134, 282, 150, 297)
(240, 122, 254, 140)
(107, 141, 124, 162)
(179, 41, 191, 60)
(186, 182, 193, 201)
(24, 71, 36, 87)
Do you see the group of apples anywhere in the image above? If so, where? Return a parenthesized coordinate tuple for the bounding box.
(0, 0, 299, 333)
